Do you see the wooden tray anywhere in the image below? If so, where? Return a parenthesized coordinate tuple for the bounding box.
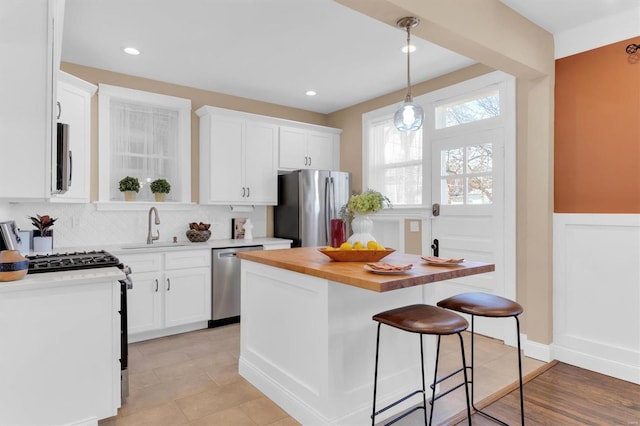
(318, 248, 395, 262)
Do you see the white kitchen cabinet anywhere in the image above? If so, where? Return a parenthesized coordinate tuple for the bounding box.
(51, 71, 96, 203)
(197, 106, 278, 205)
(0, 0, 64, 200)
(0, 271, 122, 424)
(120, 249, 211, 341)
(279, 125, 340, 171)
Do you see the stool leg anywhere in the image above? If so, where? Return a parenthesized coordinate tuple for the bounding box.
(372, 323, 382, 426)
(428, 335, 442, 426)
(470, 315, 476, 409)
(469, 314, 521, 426)
(515, 316, 525, 425)
(458, 331, 473, 425)
(419, 334, 428, 426)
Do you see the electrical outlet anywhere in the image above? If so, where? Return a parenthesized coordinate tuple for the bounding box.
(409, 221, 420, 232)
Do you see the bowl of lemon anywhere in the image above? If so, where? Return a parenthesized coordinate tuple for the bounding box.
(318, 240, 394, 262)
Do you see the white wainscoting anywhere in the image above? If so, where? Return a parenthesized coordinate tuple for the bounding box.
(553, 213, 640, 384)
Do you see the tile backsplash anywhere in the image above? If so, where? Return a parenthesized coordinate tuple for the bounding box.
(2, 202, 267, 250)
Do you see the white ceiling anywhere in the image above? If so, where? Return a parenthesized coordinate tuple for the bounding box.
(61, 0, 637, 114)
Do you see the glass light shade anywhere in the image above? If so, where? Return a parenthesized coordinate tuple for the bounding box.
(394, 101, 424, 132)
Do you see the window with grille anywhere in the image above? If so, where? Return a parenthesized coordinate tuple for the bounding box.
(365, 115, 422, 206)
(98, 84, 191, 203)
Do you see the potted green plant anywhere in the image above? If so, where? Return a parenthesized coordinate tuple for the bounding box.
(118, 176, 140, 201)
(150, 178, 171, 202)
(28, 214, 57, 252)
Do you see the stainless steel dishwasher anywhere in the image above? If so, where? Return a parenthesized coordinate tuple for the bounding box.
(209, 245, 262, 327)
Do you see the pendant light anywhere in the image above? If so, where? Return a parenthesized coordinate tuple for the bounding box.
(394, 17, 424, 132)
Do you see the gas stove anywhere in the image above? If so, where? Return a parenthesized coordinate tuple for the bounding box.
(26, 250, 122, 274)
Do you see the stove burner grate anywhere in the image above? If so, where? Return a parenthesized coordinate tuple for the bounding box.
(26, 250, 122, 274)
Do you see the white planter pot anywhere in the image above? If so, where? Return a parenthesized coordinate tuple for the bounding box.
(347, 213, 376, 245)
(32, 236, 53, 253)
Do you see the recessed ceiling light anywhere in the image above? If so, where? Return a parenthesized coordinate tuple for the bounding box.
(401, 45, 416, 53)
(123, 47, 140, 55)
(305, 90, 317, 96)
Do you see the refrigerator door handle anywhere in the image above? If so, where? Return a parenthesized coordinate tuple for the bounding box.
(324, 176, 331, 244)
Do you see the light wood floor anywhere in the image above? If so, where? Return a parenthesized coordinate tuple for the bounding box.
(100, 323, 546, 425)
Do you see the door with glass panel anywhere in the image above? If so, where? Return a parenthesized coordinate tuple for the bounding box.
(427, 81, 512, 341)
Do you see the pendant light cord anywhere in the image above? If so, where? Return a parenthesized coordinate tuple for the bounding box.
(405, 25, 412, 102)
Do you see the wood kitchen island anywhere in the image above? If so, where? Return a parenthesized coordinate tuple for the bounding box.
(238, 247, 494, 425)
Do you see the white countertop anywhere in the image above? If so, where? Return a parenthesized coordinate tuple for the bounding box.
(0, 267, 125, 293)
(2, 238, 291, 290)
(45, 237, 292, 256)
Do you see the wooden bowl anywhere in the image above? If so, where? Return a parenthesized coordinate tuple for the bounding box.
(317, 248, 395, 262)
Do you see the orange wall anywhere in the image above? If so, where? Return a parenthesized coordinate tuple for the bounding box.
(555, 38, 640, 213)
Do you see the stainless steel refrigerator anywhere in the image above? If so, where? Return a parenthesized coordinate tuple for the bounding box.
(274, 169, 351, 247)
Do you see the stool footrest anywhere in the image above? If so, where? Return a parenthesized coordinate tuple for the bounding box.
(474, 408, 510, 426)
(431, 366, 465, 387)
(429, 380, 467, 404)
(383, 405, 426, 426)
(371, 389, 425, 420)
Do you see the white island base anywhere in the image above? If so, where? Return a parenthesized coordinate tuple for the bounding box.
(240, 260, 439, 425)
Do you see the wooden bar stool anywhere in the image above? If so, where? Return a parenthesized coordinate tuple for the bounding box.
(371, 304, 472, 426)
(437, 292, 524, 425)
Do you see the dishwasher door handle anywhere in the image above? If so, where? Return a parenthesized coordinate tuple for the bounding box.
(218, 252, 238, 258)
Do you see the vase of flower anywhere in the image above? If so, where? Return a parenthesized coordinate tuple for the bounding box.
(342, 189, 391, 246)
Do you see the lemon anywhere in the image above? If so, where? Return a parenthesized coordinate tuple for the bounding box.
(366, 240, 378, 250)
(376, 243, 386, 251)
(325, 246, 336, 251)
(353, 241, 364, 250)
(339, 242, 353, 251)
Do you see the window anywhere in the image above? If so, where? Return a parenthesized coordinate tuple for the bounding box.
(364, 113, 423, 207)
(98, 85, 191, 204)
(439, 143, 493, 205)
(363, 73, 510, 210)
(435, 89, 500, 129)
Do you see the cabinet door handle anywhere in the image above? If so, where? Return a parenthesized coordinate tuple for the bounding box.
(166, 278, 171, 291)
(68, 150, 73, 187)
(56, 101, 61, 120)
(308, 156, 312, 166)
(247, 187, 250, 197)
(242, 187, 246, 197)
(155, 279, 159, 292)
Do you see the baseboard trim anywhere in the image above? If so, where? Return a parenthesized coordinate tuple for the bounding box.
(552, 344, 640, 385)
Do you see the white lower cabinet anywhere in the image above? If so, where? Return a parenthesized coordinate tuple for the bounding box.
(121, 249, 211, 341)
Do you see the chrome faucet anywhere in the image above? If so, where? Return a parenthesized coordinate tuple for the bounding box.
(147, 207, 160, 244)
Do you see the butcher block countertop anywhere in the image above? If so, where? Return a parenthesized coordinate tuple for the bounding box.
(237, 247, 495, 292)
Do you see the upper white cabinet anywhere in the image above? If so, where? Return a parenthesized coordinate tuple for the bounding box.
(279, 125, 340, 171)
(51, 72, 96, 203)
(0, 0, 64, 200)
(197, 106, 278, 205)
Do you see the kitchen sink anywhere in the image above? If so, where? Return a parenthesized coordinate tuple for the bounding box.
(120, 242, 190, 249)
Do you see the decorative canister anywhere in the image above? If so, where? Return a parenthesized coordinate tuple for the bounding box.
(0, 250, 29, 282)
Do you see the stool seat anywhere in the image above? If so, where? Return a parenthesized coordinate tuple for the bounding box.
(438, 292, 523, 317)
(373, 304, 468, 335)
